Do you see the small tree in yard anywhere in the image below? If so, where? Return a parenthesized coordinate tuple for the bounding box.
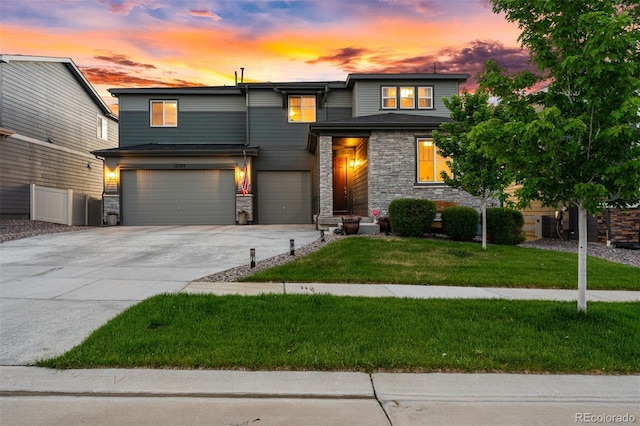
(478, 0, 640, 312)
(433, 90, 514, 250)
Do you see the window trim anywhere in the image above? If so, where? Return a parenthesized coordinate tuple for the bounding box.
(416, 137, 449, 184)
(381, 86, 397, 109)
(97, 115, 108, 140)
(399, 86, 415, 109)
(417, 86, 434, 110)
(287, 95, 317, 123)
(150, 100, 178, 127)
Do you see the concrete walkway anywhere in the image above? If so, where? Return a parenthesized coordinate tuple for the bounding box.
(183, 281, 640, 301)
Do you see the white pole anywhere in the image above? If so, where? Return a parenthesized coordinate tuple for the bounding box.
(577, 206, 588, 313)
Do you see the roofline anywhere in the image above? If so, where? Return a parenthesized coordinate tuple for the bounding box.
(310, 121, 443, 132)
(91, 145, 260, 157)
(346, 73, 470, 88)
(109, 87, 243, 96)
(1, 54, 118, 121)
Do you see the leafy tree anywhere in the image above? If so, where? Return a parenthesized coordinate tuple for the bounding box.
(479, 0, 640, 312)
(433, 90, 514, 249)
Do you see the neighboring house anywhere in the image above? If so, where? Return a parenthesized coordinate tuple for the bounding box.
(95, 73, 492, 227)
(0, 55, 118, 223)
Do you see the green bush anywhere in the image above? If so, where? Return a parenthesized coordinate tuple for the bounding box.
(388, 199, 437, 237)
(442, 207, 479, 241)
(486, 208, 526, 245)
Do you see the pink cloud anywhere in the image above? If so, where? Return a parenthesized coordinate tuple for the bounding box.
(189, 9, 222, 21)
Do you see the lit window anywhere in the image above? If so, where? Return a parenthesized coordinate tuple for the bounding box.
(150, 100, 178, 127)
(382, 87, 397, 109)
(288, 95, 316, 123)
(400, 87, 415, 109)
(97, 116, 108, 140)
(418, 87, 433, 109)
(417, 138, 449, 183)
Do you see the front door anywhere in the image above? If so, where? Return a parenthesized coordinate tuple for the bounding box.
(333, 156, 348, 214)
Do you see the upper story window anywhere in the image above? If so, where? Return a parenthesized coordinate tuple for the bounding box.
(382, 86, 434, 110)
(150, 100, 178, 127)
(97, 115, 108, 140)
(417, 138, 450, 183)
(381, 87, 397, 109)
(288, 95, 316, 123)
(418, 87, 433, 109)
(400, 87, 415, 109)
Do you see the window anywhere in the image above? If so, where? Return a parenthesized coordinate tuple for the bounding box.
(417, 138, 449, 183)
(288, 95, 316, 122)
(381, 87, 397, 109)
(150, 100, 178, 127)
(400, 87, 415, 109)
(418, 86, 433, 109)
(97, 116, 108, 140)
(382, 86, 434, 110)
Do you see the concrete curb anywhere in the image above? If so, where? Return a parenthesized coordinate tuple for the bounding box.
(0, 367, 374, 399)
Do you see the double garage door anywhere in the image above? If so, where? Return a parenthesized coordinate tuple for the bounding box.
(121, 170, 235, 225)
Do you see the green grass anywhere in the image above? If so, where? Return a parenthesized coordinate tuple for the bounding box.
(37, 294, 640, 373)
(240, 237, 640, 290)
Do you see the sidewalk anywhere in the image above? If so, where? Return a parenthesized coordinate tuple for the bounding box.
(1, 367, 638, 425)
(183, 281, 640, 302)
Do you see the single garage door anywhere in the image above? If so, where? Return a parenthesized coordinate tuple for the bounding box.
(258, 171, 311, 224)
(122, 169, 235, 225)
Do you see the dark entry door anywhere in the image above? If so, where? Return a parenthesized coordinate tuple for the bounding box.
(333, 156, 348, 214)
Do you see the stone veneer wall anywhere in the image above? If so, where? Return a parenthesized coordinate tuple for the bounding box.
(596, 208, 640, 243)
(236, 194, 254, 223)
(367, 130, 494, 216)
(318, 135, 334, 224)
(103, 194, 119, 224)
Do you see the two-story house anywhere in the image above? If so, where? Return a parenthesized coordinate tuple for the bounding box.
(95, 73, 487, 227)
(0, 55, 118, 223)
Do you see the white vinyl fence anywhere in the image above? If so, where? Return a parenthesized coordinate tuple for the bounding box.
(30, 184, 100, 226)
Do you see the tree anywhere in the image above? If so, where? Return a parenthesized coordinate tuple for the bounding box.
(433, 90, 514, 249)
(480, 0, 640, 312)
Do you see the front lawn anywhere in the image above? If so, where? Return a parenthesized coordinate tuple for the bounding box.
(240, 237, 640, 290)
(38, 294, 640, 373)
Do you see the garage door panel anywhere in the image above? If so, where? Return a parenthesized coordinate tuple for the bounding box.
(258, 171, 311, 224)
(122, 170, 235, 225)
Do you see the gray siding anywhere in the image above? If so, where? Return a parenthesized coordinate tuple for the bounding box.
(119, 95, 245, 112)
(326, 89, 352, 109)
(118, 111, 246, 146)
(0, 59, 117, 217)
(249, 107, 311, 146)
(0, 61, 117, 153)
(352, 80, 459, 118)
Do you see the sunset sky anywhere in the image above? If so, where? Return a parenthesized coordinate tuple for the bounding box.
(1, 0, 530, 112)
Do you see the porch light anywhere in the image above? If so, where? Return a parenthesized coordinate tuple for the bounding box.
(108, 170, 116, 181)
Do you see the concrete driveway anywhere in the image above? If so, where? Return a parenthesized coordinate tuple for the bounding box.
(0, 225, 319, 365)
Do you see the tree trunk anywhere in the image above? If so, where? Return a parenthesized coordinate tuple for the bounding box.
(481, 199, 487, 250)
(577, 206, 588, 313)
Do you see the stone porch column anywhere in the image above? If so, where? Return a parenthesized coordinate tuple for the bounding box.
(318, 135, 334, 225)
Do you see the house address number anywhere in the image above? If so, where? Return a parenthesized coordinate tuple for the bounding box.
(173, 164, 186, 169)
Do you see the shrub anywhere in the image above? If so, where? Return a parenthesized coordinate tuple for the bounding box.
(388, 199, 437, 237)
(442, 207, 479, 241)
(486, 208, 526, 245)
